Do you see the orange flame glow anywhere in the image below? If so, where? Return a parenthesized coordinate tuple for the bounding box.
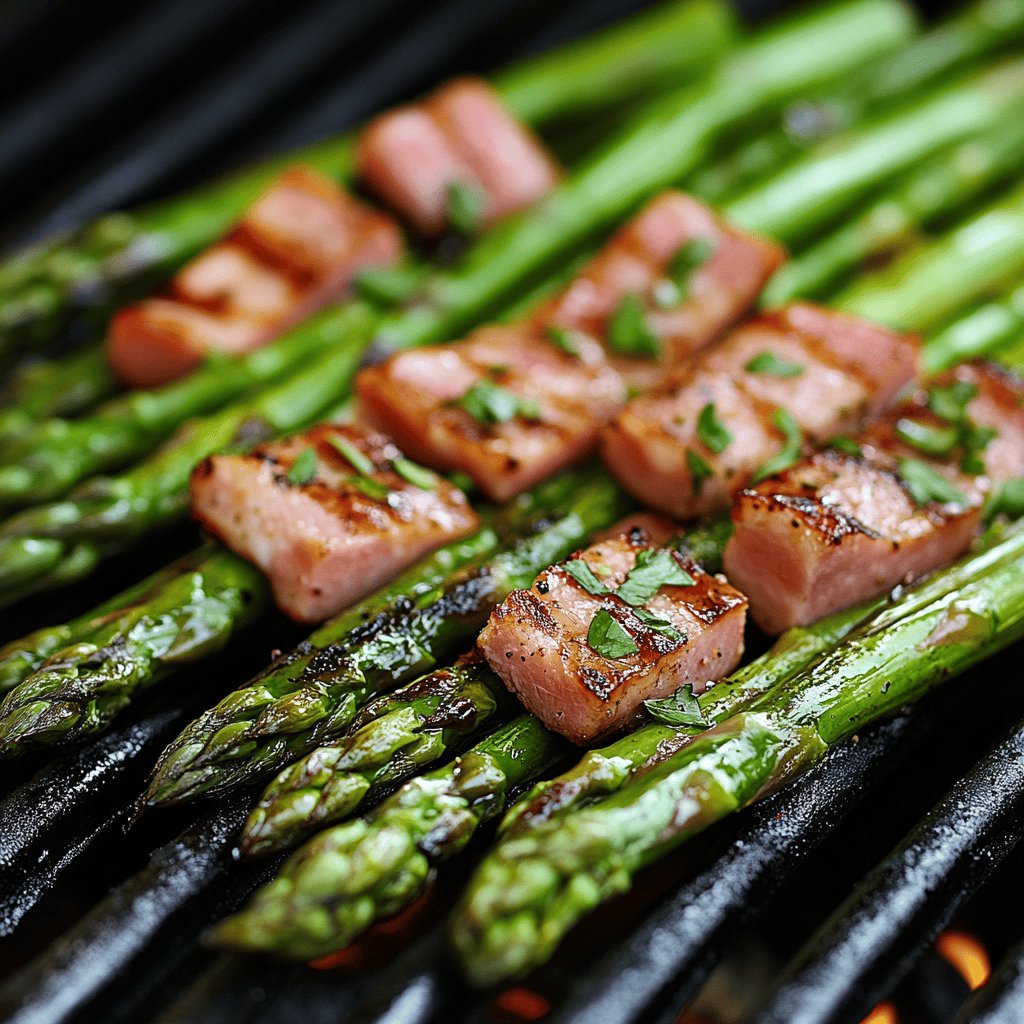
(491, 987, 552, 1022)
(937, 930, 991, 991)
(859, 1003, 898, 1024)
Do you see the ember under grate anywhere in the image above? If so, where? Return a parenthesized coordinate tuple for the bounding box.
(1, 2, 1021, 1024)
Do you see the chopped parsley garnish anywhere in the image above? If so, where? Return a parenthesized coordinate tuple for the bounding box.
(959, 422, 997, 474)
(546, 325, 583, 358)
(615, 549, 694, 607)
(587, 609, 638, 660)
(563, 559, 610, 596)
(984, 477, 1024, 523)
(608, 293, 660, 359)
(286, 448, 318, 486)
(696, 402, 733, 454)
(458, 379, 540, 425)
(927, 380, 977, 422)
(393, 457, 436, 491)
(894, 418, 960, 458)
(350, 477, 391, 501)
(687, 447, 714, 495)
(354, 265, 423, 307)
(633, 607, 684, 644)
(446, 180, 486, 235)
(644, 684, 708, 729)
(828, 435, 863, 458)
(745, 351, 805, 378)
(897, 457, 968, 507)
(651, 236, 717, 309)
(753, 408, 803, 483)
(327, 434, 376, 477)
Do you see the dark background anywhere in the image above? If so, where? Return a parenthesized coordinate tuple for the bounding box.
(0, 0, 951, 253)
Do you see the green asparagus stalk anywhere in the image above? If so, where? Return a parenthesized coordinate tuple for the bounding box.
(835, 180, 1024, 330)
(211, 714, 567, 959)
(239, 654, 512, 858)
(0, 550, 266, 754)
(0, 550, 215, 694)
(690, 0, 1024, 204)
(762, 117, 1024, 305)
(451, 523, 1024, 985)
(723, 58, 1024, 247)
(0, 0, 735, 367)
(141, 471, 629, 806)
(0, 347, 117, 450)
(923, 281, 1024, 373)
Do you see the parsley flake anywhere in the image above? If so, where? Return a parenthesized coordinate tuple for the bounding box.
(286, 448, 318, 486)
(608, 293, 660, 359)
(446, 180, 486, 235)
(546, 325, 583, 358)
(687, 447, 713, 495)
(745, 351, 805, 377)
(458, 380, 540, 425)
(615, 549, 694, 607)
(644, 684, 708, 729)
(894, 418, 960, 458)
(393, 457, 436, 490)
(753, 408, 803, 482)
(563, 559, 610, 596)
(897, 457, 968, 507)
(633, 607, 684, 644)
(828, 435, 863, 458)
(327, 434, 376, 477)
(927, 380, 977, 422)
(696, 402, 733, 454)
(588, 609, 638, 660)
(984, 477, 1024, 523)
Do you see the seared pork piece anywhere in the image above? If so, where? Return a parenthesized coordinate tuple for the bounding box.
(725, 362, 1024, 634)
(357, 77, 561, 237)
(534, 191, 785, 375)
(108, 168, 402, 388)
(357, 325, 626, 502)
(602, 304, 919, 519)
(190, 423, 478, 623)
(477, 524, 747, 744)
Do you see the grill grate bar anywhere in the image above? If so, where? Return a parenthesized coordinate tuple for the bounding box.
(747, 717, 1024, 1024)
(956, 936, 1024, 1024)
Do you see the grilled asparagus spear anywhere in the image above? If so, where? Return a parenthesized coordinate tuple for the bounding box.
(211, 714, 567, 959)
(452, 523, 1024, 985)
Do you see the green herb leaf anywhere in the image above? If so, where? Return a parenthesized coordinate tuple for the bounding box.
(286, 448, 318, 487)
(587, 609, 638, 660)
(668, 236, 717, 284)
(546, 325, 583, 358)
(354, 265, 422, 307)
(633, 607, 684, 644)
(458, 379, 541, 425)
(350, 476, 391, 501)
(927, 380, 977, 422)
(446, 180, 486, 235)
(696, 402, 733, 454)
(894, 418, 960, 458)
(327, 434, 376, 477)
(745, 351, 805, 378)
(897, 457, 968, 507)
(608, 293, 660, 359)
(616, 549, 695, 607)
(960, 423, 997, 474)
(828, 435, 863, 458)
(563, 559, 610, 596)
(753, 408, 803, 483)
(644, 684, 708, 729)
(984, 477, 1024, 523)
(393, 457, 437, 490)
(687, 447, 713, 496)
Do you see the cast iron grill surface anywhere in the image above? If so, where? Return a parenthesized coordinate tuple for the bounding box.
(1, 1, 1021, 1023)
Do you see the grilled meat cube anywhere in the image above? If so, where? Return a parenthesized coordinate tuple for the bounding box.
(602, 304, 919, 518)
(724, 362, 1024, 634)
(108, 167, 402, 388)
(190, 423, 478, 623)
(533, 190, 785, 375)
(477, 524, 747, 744)
(357, 325, 626, 502)
(357, 77, 561, 237)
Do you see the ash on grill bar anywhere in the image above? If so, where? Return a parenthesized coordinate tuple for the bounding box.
(2, 1, 1024, 1023)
